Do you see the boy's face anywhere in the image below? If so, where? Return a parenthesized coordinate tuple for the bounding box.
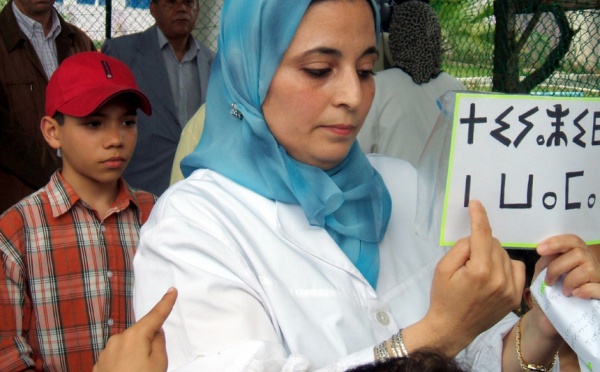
(43, 96, 138, 188)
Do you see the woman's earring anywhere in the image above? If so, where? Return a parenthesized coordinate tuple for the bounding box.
(57, 148, 62, 157)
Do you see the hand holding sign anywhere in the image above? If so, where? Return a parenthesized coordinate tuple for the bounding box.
(416, 200, 525, 356)
(536, 237, 600, 298)
(507, 239, 600, 372)
(531, 259, 600, 371)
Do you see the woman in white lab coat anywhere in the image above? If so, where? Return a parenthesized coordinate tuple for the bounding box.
(132, 0, 600, 371)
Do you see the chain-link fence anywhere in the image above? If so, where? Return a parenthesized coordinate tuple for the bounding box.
(0, 0, 222, 50)
(1, 0, 598, 96)
(433, 0, 599, 96)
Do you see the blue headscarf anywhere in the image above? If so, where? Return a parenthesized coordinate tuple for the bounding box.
(181, 0, 391, 288)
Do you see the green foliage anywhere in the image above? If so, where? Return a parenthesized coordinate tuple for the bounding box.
(434, 0, 496, 76)
(433, 0, 599, 96)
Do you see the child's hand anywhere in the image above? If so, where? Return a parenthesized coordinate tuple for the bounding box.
(92, 288, 178, 372)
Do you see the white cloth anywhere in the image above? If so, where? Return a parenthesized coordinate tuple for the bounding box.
(357, 69, 466, 166)
(133, 155, 517, 371)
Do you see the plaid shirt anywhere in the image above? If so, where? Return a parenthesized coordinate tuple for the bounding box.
(0, 171, 156, 371)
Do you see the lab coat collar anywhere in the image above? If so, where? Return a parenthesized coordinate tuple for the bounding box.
(275, 200, 375, 292)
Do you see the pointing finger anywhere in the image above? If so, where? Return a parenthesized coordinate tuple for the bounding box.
(468, 199, 493, 263)
(135, 287, 178, 342)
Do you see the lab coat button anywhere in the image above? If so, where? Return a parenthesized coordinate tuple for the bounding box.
(376, 311, 390, 326)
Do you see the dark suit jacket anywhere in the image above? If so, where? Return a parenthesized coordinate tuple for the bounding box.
(102, 25, 214, 196)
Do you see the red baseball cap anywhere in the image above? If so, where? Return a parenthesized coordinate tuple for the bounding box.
(45, 51, 152, 117)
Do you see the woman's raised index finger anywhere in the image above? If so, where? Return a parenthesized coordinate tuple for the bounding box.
(468, 200, 493, 259)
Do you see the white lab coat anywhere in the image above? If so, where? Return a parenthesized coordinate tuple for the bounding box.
(133, 155, 517, 371)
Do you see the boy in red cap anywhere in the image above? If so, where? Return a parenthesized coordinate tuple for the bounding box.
(0, 51, 157, 371)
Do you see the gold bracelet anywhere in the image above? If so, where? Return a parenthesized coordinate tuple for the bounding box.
(515, 317, 558, 371)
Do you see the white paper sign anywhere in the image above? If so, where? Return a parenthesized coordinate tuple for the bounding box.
(440, 93, 600, 247)
(532, 268, 600, 371)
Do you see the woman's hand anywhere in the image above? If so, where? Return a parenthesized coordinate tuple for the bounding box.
(92, 288, 178, 372)
(524, 238, 600, 338)
(404, 200, 525, 357)
(537, 238, 600, 299)
(502, 239, 600, 370)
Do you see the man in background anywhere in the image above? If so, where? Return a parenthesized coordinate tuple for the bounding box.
(102, 0, 214, 196)
(0, 0, 95, 213)
(358, 0, 466, 166)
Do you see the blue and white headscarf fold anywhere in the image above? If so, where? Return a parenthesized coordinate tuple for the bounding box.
(181, 0, 390, 288)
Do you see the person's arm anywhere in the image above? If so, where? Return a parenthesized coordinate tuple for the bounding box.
(0, 213, 38, 371)
(388, 200, 526, 359)
(392, 201, 600, 371)
(136, 184, 531, 371)
(93, 288, 178, 372)
(170, 104, 205, 185)
(408, 202, 598, 370)
(133, 196, 376, 371)
(0, 84, 60, 189)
